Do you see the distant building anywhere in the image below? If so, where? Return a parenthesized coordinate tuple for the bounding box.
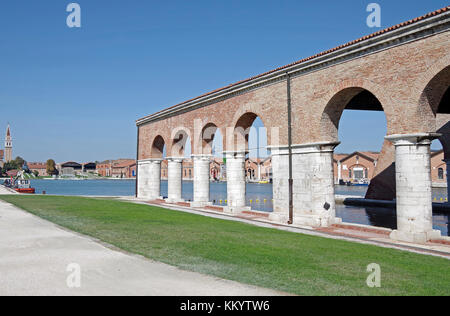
(6, 169, 18, 177)
(334, 152, 379, 184)
(96, 160, 113, 177)
(182, 159, 193, 180)
(82, 162, 97, 173)
(28, 162, 48, 176)
(111, 159, 136, 178)
(59, 161, 83, 177)
(431, 150, 447, 187)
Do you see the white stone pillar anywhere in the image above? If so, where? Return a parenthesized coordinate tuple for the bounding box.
(386, 134, 441, 243)
(192, 155, 211, 207)
(166, 157, 184, 203)
(291, 142, 341, 228)
(269, 147, 290, 222)
(137, 159, 162, 200)
(225, 151, 247, 213)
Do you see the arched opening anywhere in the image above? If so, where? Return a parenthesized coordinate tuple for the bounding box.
(424, 65, 450, 236)
(151, 135, 166, 159)
(233, 113, 270, 212)
(322, 87, 394, 229)
(423, 65, 450, 201)
(198, 122, 225, 205)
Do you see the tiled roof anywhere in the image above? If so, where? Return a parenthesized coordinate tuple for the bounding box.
(138, 6, 450, 123)
(112, 160, 136, 168)
(28, 162, 46, 169)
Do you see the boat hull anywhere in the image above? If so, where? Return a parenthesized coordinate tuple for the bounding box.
(15, 188, 35, 194)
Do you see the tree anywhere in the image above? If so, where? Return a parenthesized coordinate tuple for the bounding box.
(33, 170, 39, 177)
(14, 156, 25, 169)
(46, 159, 58, 176)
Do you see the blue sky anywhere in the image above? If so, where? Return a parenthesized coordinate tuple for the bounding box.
(0, 1, 447, 162)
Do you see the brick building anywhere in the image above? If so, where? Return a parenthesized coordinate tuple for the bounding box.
(334, 152, 379, 185)
(111, 160, 136, 178)
(431, 150, 447, 187)
(28, 162, 48, 176)
(96, 160, 112, 177)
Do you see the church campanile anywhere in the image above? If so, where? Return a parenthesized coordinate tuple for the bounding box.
(5, 124, 12, 162)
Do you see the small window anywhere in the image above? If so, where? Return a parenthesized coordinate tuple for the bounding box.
(438, 168, 444, 180)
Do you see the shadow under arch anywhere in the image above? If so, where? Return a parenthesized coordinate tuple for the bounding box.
(170, 127, 192, 158)
(150, 135, 166, 159)
(232, 112, 270, 154)
(199, 122, 220, 155)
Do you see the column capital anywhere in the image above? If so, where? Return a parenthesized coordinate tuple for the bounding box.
(138, 158, 163, 165)
(191, 154, 212, 160)
(166, 157, 184, 162)
(268, 141, 340, 155)
(223, 150, 248, 158)
(385, 133, 441, 146)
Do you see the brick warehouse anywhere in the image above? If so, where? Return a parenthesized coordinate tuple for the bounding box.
(136, 7, 450, 243)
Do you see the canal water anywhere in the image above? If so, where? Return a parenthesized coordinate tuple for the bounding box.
(30, 179, 449, 236)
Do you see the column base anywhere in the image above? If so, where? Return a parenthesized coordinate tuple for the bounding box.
(269, 212, 342, 227)
(165, 198, 185, 204)
(223, 206, 251, 214)
(190, 201, 212, 208)
(390, 229, 441, 244)
(137, 195, 162, 201)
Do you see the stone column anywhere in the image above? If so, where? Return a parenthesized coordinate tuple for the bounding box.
(386, 134, 441, 243)
(291, 142, 341, 228)
(192, 155, 211, 207)
(225, 151, 247, 213)
(166, 157, 184, 203)
(137, 159, 162, 200)
(268, 146, 290, 223)
(268, 142, 340, 227)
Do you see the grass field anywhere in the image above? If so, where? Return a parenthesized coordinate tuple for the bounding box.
(1, 195, 449, 296)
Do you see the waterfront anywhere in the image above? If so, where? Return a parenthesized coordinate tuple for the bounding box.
(29, 179, 449, 236)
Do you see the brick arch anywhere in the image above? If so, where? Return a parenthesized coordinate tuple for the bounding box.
(169, 126, 192, 158)
(416, 53, 450, 114)
(229, 105, 278, 150)
(414, 54, 450, 160)
(197, 122, 224, 155)
(150, 135, 167, 159)
(319, 78, 395, 142)
(229, 111, 270, 153)
(192, 118, 226, 156)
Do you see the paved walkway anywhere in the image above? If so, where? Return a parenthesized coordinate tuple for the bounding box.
(0, 197, 284, 296)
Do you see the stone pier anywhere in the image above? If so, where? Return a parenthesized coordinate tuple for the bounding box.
(192, 155, 212, 207)
(269, 146, 290, 222)
(224, 151, 247, 213)
(386, 134, 441, 243)
(166, 157, 184, 203)
(269, 143, 341, 227)
(137, 159, 162, 200)
(293, 142, 341, 227)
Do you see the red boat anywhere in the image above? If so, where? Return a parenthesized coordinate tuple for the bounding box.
(14, 179, 35, 194)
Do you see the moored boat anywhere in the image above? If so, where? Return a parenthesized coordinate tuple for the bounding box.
(13, 179, 35, 194)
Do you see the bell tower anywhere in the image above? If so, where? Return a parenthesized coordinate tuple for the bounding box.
(5, 124, 12, 162)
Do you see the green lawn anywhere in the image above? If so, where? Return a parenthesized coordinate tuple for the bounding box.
(1, 195, 449, 296)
